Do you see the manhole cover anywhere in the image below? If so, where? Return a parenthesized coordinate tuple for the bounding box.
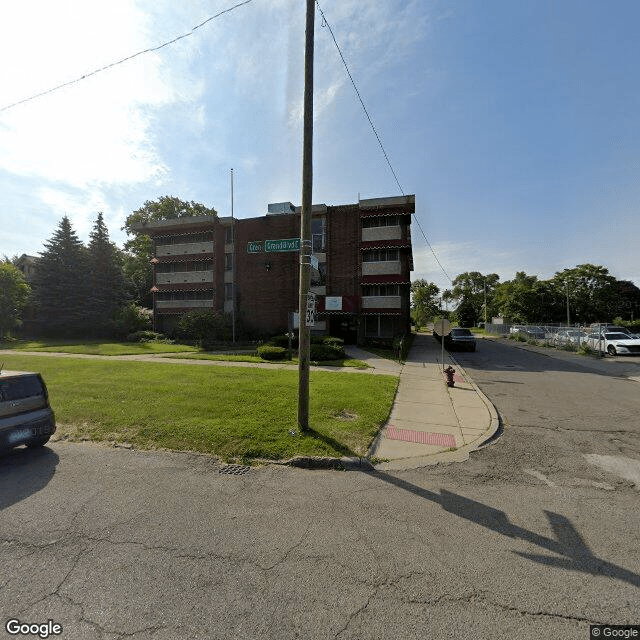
(218, 464, 250, 476)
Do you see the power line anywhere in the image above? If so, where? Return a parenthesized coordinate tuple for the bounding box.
(0, 0, 254, 114)
(315, 1, 452, 286)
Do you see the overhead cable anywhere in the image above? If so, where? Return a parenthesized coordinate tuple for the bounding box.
(0, 0, 254, 113)
(315, 1, 452, 285)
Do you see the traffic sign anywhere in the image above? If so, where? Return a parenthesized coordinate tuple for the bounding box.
(306, 308, 315, 327)
(433, 319, 451, 336)
(247, 241, 263, 253)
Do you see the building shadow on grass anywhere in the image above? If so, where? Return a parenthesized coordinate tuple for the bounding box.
(367, 470, 640, 589)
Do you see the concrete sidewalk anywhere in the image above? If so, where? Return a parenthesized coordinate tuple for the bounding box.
(349, 334, 499, 471)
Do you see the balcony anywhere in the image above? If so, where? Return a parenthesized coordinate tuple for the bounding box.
(361, 226, 401, 242)
(156, 299, 214, 309)
(156, 241, 214, 257)
(156, 271, 213, 285)
(361, 260, 401, 276)
(361, 296, 402, 309)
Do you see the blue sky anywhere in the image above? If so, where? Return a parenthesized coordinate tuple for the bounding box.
(1, 0, 639, 293)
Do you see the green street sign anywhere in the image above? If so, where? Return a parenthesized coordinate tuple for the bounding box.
(247, 241, 264, 253)
(265, 238, 300, 253)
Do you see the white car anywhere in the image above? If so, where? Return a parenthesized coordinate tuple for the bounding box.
(585, 332, 640, 356)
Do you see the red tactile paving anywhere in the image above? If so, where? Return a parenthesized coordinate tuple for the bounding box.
(385, 426, 456, 447)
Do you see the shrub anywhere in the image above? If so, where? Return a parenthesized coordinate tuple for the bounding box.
(177, 310, 230, 346)
(127, 330, 169, 343)
(322, 336, 344, 347)
(257, 345, 287, 360)
(270, 334, 297, 349)
(309, 344, 345, 361)
(113, 304, 152, 339)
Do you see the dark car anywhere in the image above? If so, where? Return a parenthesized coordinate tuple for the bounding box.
(0, 370, 56, 453)
(444, 328, 477, 352)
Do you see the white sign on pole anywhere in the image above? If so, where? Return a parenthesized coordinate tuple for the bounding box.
(306, 308, 315, 327)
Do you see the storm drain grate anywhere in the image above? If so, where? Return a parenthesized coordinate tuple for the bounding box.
(385, 426, 456, 447)
(218, 464, 251, 476)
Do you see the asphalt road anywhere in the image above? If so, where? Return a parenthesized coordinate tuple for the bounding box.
(1, 342, 639, 640)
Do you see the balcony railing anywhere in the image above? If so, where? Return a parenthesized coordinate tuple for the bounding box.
(156, 299, 214, 309)
(361, 226, 401, 242)
(361, 260, 402, 276)
(156, 241, 214, 257)
(156, 271, 213, 285)
(361, 296, 402, 309)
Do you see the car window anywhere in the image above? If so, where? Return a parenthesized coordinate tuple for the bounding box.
(605, 333, 629, 340)
(0, 375, 45, 402)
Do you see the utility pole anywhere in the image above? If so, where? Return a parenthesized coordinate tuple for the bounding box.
(230, 168, 236, 344)
(565, 280, 571, 327)
(297, 0, 315, 431)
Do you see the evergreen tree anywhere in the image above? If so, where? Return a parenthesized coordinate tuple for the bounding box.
(86, 212, 129, 336)
(31, 217, 89, 337)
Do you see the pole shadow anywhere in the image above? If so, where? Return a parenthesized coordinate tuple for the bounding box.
(367, 470, 640, 589)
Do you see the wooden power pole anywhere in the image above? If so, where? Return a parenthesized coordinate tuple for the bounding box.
(297, 0, 315, 431)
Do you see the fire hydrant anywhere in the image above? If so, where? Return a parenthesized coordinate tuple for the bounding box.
(444, 366, 456, 387)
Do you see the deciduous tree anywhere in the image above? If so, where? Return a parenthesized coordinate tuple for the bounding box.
(410, 280, 440, 329)
(0, 260, 30, 338)
(122, 197, 218, 307)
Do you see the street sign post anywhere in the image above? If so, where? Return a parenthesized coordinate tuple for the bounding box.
(433, 319, 451, 373)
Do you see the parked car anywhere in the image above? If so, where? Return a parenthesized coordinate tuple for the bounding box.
(444, 328, 477, 352)
(524, 326, 546, 340)
(0, 370, 56, 453)
(584, 332, 640, 356)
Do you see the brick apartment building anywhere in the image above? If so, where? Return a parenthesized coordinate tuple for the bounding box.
(134, 194, 415, 344)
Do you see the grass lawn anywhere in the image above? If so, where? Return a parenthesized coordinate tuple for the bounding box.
(163, 352, 369, 368)
(0, 339, 198, 356)
(1, 354, 398, 462)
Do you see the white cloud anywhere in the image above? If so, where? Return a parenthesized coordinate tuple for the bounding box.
(412, 240, 524, 290)
(0, 0, 181, 189)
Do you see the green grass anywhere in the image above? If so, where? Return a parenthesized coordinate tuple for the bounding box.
(0, 339, 198, 356)
(1, 354, 397, 461)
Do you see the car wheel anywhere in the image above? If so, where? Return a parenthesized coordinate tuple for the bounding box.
(607, 345, 617, 356)
(26, 436, 50, 448)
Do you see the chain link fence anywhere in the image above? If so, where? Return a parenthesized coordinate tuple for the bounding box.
(486, 323, 601, 354)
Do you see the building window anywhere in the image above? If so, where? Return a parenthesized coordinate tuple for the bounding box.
(362, 215, 399, 228)
(225, 253, 233, 271)
(365, 315, 396, 337)
(225, 226, 234, 243)
(362, 284, 400, 297)
(312, 216, 326, 252)
(224, 283, 234, 301)
(362, 248, 399, 262)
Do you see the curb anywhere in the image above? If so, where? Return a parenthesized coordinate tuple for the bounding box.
(371, 355, 501, 471)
